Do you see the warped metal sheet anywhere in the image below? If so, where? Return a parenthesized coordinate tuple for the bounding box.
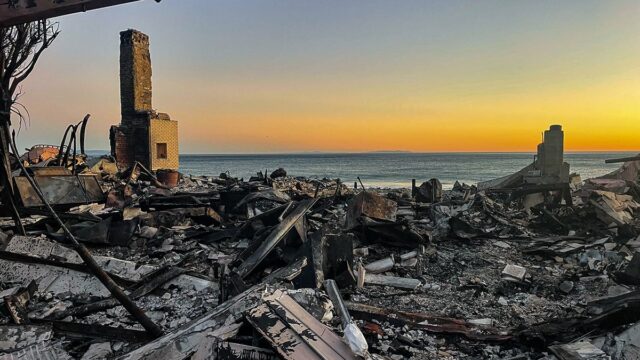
(14, 175, 104, 207)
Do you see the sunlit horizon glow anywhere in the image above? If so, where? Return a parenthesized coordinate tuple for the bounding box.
(13, 0, 640, 154)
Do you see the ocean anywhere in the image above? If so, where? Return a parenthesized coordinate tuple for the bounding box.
(176, 152, 635, 189)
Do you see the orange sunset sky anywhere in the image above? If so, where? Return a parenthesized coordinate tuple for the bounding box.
(13, 1, 640, 153)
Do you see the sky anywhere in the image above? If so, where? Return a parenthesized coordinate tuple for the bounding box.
(13, 0, 640, 153)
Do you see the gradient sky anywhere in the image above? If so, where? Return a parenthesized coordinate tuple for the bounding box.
(13, 0, 640, 153)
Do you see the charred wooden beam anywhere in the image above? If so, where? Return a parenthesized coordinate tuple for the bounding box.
(605, 155, 640, 164)
(235, 199, 317, 278)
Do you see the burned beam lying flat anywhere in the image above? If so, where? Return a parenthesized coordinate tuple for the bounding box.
(47, 321, 152, 343)
(345, 302, 511, 342)
(605, 155, 640, 164)
(0, 0, 146, 27)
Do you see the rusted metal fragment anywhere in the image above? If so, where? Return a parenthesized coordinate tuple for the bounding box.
(345, 191, 397, 230)
(345, 302, 511, 342)
(19, 146, 62, 166)
(14, 175, 104, 208)
(246, 289, 356, 360)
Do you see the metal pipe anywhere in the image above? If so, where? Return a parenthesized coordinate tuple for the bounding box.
(79, 114, 89, 155)
(324, 279, 351, 327)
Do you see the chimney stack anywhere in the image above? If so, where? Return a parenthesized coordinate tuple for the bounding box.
(119, 29, 152, 118)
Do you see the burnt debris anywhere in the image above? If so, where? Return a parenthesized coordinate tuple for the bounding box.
(1, 123, 640, 359)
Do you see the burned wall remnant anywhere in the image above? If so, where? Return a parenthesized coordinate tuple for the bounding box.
(110, 29, 179, 171)
(529, 125, 570, 185)
(478, 125, 570, 190)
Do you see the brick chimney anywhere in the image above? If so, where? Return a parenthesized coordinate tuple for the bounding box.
(119, 29, 152, 119)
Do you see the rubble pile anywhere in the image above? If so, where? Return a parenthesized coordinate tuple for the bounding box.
(2, 153, 640, 360)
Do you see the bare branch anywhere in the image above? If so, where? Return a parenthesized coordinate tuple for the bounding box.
(0, 20, 60, 126)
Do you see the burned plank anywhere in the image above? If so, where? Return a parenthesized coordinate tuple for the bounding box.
(246, 289, 357, 360)
(235, 199, 317, 278)
(47, 321, 152, 343)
